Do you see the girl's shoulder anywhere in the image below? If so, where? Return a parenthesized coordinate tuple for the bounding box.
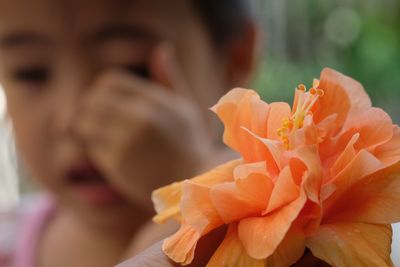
(0, 196, 38, 266)
(0, 206, 22, 266)
(392, 223, 400, 266)
(0, 194, 55, 267)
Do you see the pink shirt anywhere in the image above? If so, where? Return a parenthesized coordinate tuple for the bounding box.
(0, 195, 55, 267)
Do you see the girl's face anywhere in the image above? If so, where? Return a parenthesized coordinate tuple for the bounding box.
(0, 0, 253, 227)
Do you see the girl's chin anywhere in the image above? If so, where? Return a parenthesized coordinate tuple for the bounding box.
(70, 183, 125, 206)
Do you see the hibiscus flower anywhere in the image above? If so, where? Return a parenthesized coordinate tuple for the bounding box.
(152, 68, 400, 266)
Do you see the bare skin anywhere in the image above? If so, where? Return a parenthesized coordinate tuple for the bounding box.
(0, 0, 333, 265)
(0, 0, 256, 266)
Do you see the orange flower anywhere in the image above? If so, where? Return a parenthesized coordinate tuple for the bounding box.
(152, 68, 400, 266)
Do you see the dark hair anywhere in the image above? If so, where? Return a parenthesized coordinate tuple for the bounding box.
(191, 0, 252, 46)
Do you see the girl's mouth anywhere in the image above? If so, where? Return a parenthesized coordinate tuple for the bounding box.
(66, 162, 123, 206)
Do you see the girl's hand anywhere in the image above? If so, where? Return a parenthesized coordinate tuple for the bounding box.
(117, 243, 331, 267)
(116, 228, 331, 267)
(117, 241, 175, 267)
(73, 43, 215, 207)
(117, 226, 226, 267)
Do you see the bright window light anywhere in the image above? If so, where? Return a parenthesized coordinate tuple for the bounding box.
(0, 85, 5, 117)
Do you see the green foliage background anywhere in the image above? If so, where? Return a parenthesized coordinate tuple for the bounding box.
(251, 0, 400, 123)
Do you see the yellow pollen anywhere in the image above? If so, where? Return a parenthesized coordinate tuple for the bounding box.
(297, 84, 306, 92)
(310, 88, 317, 95)
(282, 138, 290, 149)
(282, 118, 293, 129)
(277, 80, 325, 150)
(277, 127, 285, 136)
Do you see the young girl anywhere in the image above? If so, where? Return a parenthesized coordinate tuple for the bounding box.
(0, 0, 257, 266)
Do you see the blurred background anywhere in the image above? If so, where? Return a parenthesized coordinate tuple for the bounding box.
(252, 0, 400, 121)
(0, 0, 399, 209)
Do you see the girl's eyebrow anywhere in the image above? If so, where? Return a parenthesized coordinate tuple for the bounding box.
(90, 23, 158, 43)
(0, 24, 159, 50)
(0, 32, 52, 49)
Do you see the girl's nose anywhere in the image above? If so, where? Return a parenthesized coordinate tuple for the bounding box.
(52, 64, 93, 139)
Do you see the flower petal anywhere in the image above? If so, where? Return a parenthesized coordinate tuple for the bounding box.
(331, 133, 359, 177)
(238, 191, 307, 259)
(290, 146, 323, 203)
(316, 113, 338, 139)
(233, 161, 269, 180)
(206, 224, 266, 267)
(181, 181, 223, 233)
(323, 162, 400, 224)
(295, 200, 322, 236)
(293, 115, 320, 148)
(306, 223, 393, 267)
(152, 182, 184, 224)
(211, 173, 274, 223)
(152, 159, 241, 223)
(210, 88, 272, 163)
(241, 128, 284, 175)
(315, 68, 371, 128)
(264, 166, 299, 215)
(326, 69, 372, 111)
(265, 229, 306, 267)
(163, 223, 201, 265)
(313, 69, 352, 132)
(341, 107, 393, 151)
(267, 102, 292, 140)
(375, 125, 400, 166)
(323, 149, 383, 213)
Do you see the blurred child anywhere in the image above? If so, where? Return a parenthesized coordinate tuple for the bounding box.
(0, 0, 257, 266)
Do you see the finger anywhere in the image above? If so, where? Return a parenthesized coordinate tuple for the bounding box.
(116, 241, 176, 267)
(116, 225, 226, 267)
(74, 99, 147, 146)
(90, 69, 177, 108)
(149, 42, 190, 97)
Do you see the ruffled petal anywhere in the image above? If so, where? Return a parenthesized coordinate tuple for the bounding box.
(264, 166, 299, 214)
(211, 88, 272, 163)
(162, 223, 201, 265)
(265, 229, 306, 267)
(295, 200, 322, 236)
(375, 125, 400, 166)
(331, 133, 359, 177)
(290, 146, 323, 203)
(241, 128, 284, 175)
(206, 224, 266, 267)
(152, 181, 184, 224)
(323, 149, 383, 213)
(152, 159, 241, 223)
(306, 223, 394, 267)
(324, 68, 372, 111)
(290, 148, 324, 234)
(233, 161, 269, 180)
(267, 102, 292, 140)
(313, 69, 352, 132)
(315, 68, 371, 127)
(293, 115, 320, 148)
(341, 107, 393, 151)
(238, 191, 307, 259)
(323, 162, 400, 224)
(181, 181, 223, 233)
(211, 173, 274, 223)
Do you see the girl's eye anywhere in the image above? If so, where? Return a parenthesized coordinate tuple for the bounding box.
(12, 67, 50, 84)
